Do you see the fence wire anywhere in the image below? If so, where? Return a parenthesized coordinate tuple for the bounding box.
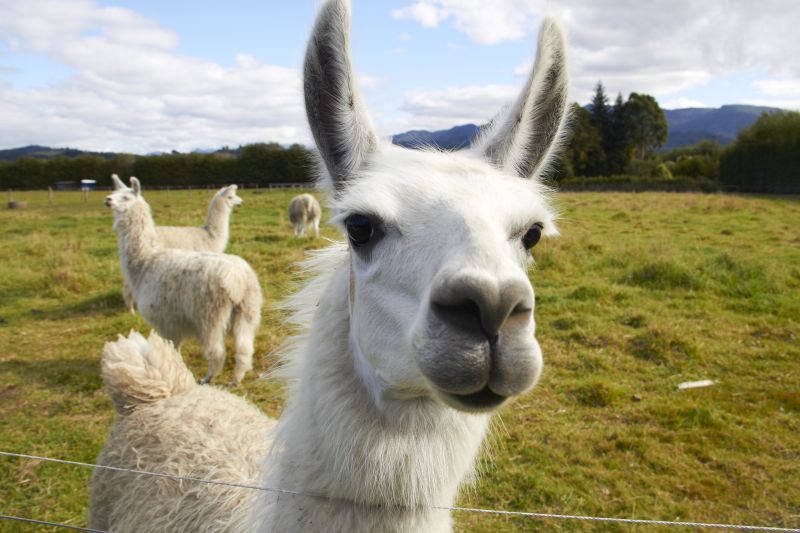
(2, 451, 799, 532)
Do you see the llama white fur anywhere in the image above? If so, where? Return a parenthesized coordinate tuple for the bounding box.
(105, 177, 262, 386)
(90, 0, 569, 531)
(288, 193, 322, 237)
(112, 176, 243, 313)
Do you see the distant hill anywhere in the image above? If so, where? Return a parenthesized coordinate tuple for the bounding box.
(0, 145, 120, 161)
(662, 104, 782, 150)
(392, 124, 481, 150)
(0, 105, 785, 162)
(391, 105, 785, 152)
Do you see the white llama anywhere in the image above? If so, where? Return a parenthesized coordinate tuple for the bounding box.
(90, 1, 568, 531)
(105, 177, 262, 386)
(110, 175, 243, 313)
(288, 193, 322, 237)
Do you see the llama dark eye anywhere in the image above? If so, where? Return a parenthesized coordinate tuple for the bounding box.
(522, 222, 544, 250)
(345, 214, 374, 247)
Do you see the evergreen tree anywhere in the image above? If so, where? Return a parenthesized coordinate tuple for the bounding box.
(565, 103, 605, 176)
(607, 92, 631, 174)
(623, 93, 668, 159)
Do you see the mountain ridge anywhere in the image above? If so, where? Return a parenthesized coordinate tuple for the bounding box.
(0, 104, 787, 161)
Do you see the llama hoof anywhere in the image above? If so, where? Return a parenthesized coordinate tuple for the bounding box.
(227, 379, 240, 388)
(199, 377, 211, 385)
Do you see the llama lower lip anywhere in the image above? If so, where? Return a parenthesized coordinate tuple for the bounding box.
(447, 387, 507, 411)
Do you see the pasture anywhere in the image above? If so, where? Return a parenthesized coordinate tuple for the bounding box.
(0, 189, 798, 532)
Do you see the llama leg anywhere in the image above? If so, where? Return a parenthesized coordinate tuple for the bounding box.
(313, 218, 320, 238)
(230, 314, 257, 387)
(199, 325, 226, 385)
(122, 280, 136, 314)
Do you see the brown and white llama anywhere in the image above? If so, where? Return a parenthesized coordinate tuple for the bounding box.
(90, 0, 569, 531)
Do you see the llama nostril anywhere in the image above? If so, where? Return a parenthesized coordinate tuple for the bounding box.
(432, 299, 483, 335)
(431, 274, 533, 340)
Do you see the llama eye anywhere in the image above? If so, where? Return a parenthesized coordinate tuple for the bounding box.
(522, 222, 544, 250)
(345, 214, 374, 247)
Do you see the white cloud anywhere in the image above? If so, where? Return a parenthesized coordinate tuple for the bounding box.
(392, 2, 449, 28)
(394, 0, 800, 104)
(0, 0, 307, 153)
(661, 98, 707, 109)
(753, 79, 800, 97)
(399, 84, 518, 131)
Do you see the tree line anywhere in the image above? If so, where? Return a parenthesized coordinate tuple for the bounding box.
(557, 82, 799, 194)
(0, 143, 315, 190)
(1, 85, 797, 193)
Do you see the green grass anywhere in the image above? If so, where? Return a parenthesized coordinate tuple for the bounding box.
(1, 190, 799, 532)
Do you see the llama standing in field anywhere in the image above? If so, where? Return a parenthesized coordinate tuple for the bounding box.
(105, 177, 262, 386)
(90, 1, 568, 531)
(288, 193, 321, 237)
(111, 175, 244, 313)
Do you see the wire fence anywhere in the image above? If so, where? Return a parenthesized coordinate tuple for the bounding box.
(2, 451, 799, 532)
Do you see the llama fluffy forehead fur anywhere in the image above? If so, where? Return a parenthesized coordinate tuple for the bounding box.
(329, 145, 559, 239)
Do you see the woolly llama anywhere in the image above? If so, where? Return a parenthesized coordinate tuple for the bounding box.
(105, 177, 262, 386)
(288, 193, 322, 237)
(90, 1, 569, 531)
(110, 175, 243, 313)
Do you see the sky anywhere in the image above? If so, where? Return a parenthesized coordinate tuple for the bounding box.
(0, 0, 798, 154)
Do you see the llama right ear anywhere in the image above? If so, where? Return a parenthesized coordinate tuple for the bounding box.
(471, 18, 569, 180)
(130, 177, 141, 196)
(304, 0, 378, 193)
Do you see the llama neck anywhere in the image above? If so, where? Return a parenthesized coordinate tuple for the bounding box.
(256, 257, 490, 532)
(203, 195, 230, 247)
(115, 202, 160, 282)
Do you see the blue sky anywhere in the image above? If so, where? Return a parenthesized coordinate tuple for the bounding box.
(0, 0, 798, 153)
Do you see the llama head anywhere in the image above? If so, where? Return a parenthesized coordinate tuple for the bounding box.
(305, 0, 568, 413)
(217, 184, 243, 208)
(105, 176, 144, 215)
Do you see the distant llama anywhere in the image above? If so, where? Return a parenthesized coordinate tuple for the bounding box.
(90, 1, 568, 531)
(105, 177, 262, 385)
(110, 175, 243, 313)
(288, 193, 321, 237)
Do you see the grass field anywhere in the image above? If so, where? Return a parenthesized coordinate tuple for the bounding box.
(0, 189, 798, 532)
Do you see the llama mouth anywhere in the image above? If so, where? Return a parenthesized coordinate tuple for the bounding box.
(444, 386, 507, 412)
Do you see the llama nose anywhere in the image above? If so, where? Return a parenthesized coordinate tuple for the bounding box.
(431, 272, 533, 339)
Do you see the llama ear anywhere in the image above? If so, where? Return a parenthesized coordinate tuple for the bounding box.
(304, 0, 378, 192)
(111, 174, 126, 191)
(130, 177, 141, 196)
(472, 18, 569, 180)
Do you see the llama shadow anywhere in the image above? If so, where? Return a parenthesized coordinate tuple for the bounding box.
(0, 356, 102, 394)
(39, 291, 127, 321)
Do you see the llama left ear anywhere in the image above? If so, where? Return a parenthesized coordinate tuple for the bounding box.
(304, 0, 378, 193)
(130, 177, 141, 196)
(472, 18, 569, 180)
(111, 174, 126, 191)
